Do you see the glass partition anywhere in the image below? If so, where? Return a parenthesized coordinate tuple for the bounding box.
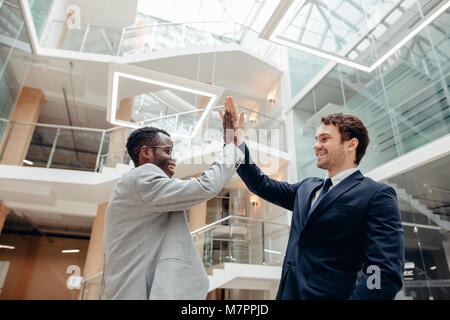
(293, 8, 450, 179)
(27, 0, 54, 40)
(39, 17, 282, 65)
(0, 0, 33, 142)
(384, 154, 450, 300)
(192, 215, 289, 269)
(79, 272, 102, 300)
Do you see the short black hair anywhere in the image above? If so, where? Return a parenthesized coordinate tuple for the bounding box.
(126, 126, 170, 167)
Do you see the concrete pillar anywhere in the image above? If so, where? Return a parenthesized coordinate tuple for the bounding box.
(13, 236, 41, 299)
(0, 87, 45, 166)
(189, 202, 207, 260)
(106, 97, 134, 168)
(0, 204, 11, 235)
(81, 202, 107, 300)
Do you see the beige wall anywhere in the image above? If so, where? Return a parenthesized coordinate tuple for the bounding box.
(188, 202, 207, 260)
(0, 87, 45, 166)
(0, 233, 88, 300)
(106, 98, 133, 168)
(80, 202, 107, 300)
(0, 205, 11, 235)
(82, 202, 107, 278)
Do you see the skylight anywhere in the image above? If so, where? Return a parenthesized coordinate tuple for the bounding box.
(136, 0, 279, 36)
(260, 0, 450, 72)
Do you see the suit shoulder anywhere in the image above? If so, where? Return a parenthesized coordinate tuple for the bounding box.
(361, 177, 397, 200)
(132, 163, 166, 177)
(362, 176, 394, 190)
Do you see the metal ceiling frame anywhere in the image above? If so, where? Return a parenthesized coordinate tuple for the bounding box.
(259, 0, 450, 72)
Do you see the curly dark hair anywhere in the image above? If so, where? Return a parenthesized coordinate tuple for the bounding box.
(126, 126, 170, 167)
(321, 113, 369, 165)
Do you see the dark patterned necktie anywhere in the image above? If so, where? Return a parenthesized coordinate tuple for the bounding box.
(307, 178, 332, 220)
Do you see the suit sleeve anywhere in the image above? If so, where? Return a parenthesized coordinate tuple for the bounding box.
(136, 143, 244, 213)
(236, 142, 301, 211)
(350, 185, 405, 300)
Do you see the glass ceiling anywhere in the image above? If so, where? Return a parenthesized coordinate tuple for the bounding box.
(136, 0, 280, 36)
(262, 0, 449, 71)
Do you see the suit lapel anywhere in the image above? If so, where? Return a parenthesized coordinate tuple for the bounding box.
(298, 179, 323, 228)
(301, 170, 364, 231)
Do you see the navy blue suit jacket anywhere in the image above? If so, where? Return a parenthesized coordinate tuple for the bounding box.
(237, 143, 404, 300)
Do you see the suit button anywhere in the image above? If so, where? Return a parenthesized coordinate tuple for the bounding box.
(299, 240, 305, 245)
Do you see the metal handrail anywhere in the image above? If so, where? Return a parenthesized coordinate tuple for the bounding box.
(137, 105, 285, 126)
(49, 19, 258, 38)
(123, 20, 260, 35)
(0, 117, 106, 133)
(80, 271, 102, 283)
(190, 214, 289, 236)
(46, 18, 277, 61)
(99, 148, 128, 157)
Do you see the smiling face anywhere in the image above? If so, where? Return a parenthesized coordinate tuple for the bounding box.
(313, 124, 357, 176)
(150, 133, 176, 177)
(139, 133, 176, 177)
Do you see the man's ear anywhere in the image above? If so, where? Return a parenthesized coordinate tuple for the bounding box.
(140, 145, 153, 163)
(347, 138, 359, 152)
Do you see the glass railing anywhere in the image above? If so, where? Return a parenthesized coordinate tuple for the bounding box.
(40, 19, 282, 65)
(0, 103, 286, 172)
(0, 117, 127, 172)
(97, 104, 286, 171)
(192, 215, 289, 269)
(79, 215, 290, 299)
(79, 271, 102, 300)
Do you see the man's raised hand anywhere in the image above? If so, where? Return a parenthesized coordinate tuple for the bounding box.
(219, 99, 235, 145)
(225, 96, 245, 145)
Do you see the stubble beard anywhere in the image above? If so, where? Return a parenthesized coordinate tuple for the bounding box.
(317, 145, 346, 171)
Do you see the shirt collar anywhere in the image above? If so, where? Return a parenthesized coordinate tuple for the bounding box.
(326, 167, 359, 187)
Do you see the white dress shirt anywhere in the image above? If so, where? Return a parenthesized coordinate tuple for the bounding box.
(310, 167, 359, 207)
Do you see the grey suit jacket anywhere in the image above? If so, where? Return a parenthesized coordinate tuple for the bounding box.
(100, 143, 244, 300)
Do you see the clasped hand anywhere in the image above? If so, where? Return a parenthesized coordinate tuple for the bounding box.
(218, 96, 245, 146)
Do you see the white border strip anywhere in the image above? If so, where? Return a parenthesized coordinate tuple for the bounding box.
(107, 63, 225, 139)
(18, 0, 40, 54)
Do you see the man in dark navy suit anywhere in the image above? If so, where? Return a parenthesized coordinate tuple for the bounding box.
(221, 97, 404, 300)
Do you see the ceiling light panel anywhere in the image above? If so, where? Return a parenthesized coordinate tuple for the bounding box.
(107, 63, 225, 139)
(260, 0, 450, 72)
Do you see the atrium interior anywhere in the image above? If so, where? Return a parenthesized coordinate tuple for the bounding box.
(0, 0, 448, 300)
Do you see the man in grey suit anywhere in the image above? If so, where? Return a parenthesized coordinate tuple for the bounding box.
(101, 108, 243, 300)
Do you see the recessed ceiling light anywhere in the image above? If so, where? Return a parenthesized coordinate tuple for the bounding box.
(0, 245, 15, 249)
(23, 159, 34, 165)
(430, 266, 437, 270)
(62, 249, 80, 254)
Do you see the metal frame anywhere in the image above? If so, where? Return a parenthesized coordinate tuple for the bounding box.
(107, 62, 225, 139)
(259, 0, 450, 72)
